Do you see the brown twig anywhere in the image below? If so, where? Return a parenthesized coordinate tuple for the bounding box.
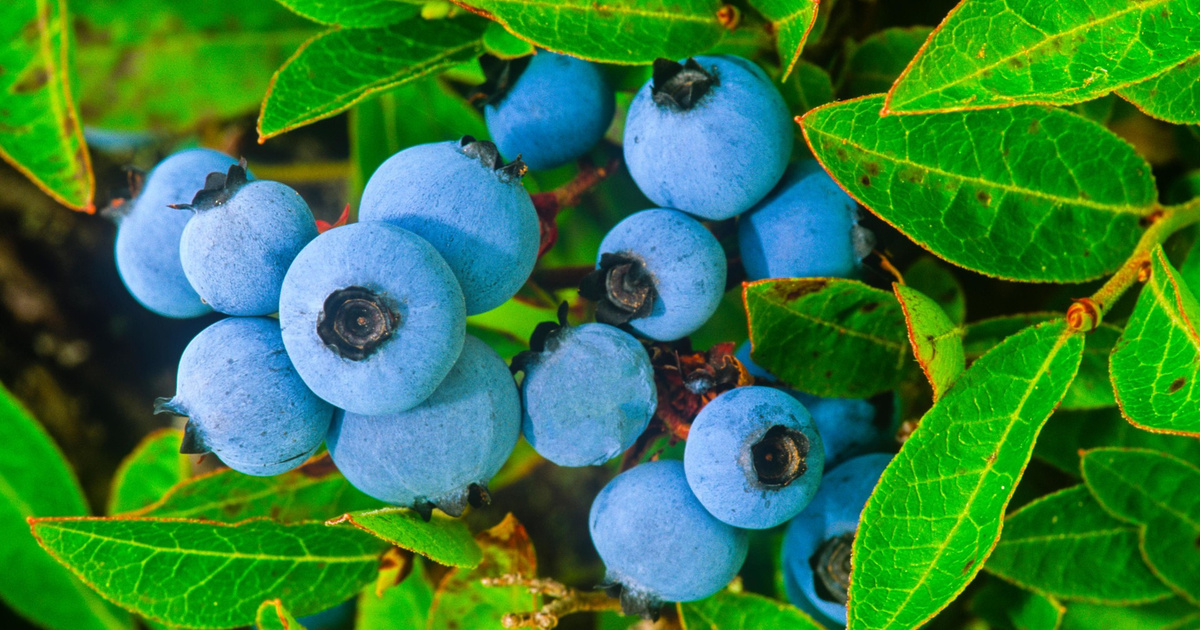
(482, 574, 621, 629)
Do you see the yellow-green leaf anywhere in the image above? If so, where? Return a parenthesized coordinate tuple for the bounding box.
(257, 599, 307, 630)
(1111, 247, 1200, 436)
(107, 429, 190, 516)
(848, 321, 1084, 630)
(678, 589, 825, 629)
(328, 508, 482, 569)
(1120, 54, 1200, 125)
(29, 517, 388, 629)
(894, 283, 965, 400)
(747, 0, 819, 79)
(0, 0, 93, 209)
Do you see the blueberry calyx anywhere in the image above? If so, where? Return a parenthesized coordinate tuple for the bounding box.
(459, 135, 527, 183)
(601, 580, 662, 621)
(510, 301, 569, 374)
(474, 54, 533, 106)
(316, 286, 400, 361)
(579, 252, 657, 326)
(750, 425, 809, 487)
(651, 58, 719, 111)
(418, 482, 492, 521)
(168, 160, 251, 212)
(811, 532, 854, 605)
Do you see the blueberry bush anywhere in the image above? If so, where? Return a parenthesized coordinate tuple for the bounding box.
(2, 1, 1200, 630)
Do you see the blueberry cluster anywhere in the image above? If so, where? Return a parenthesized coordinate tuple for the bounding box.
(111, 51, 887, 622)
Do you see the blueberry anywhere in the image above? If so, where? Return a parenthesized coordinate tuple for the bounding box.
(483, 52, 615, 171)
(155, 317, 333, 476)
(327, 335, 520, 518)
(734, 343, 887, 467)
(589, 460, 748, 618)
(279, 222, 466, 416)
(177, 164, 318, 315)
(580, 208, 726, 341)
(623, 56, 792, 220)
(683, 386, 824, 529)
(517, 313, 656, 466)
(781, 453, 893, 627)
(112, 148, 240, 318)
(358, 137, 538, 315)
(738, 160, 874, 281)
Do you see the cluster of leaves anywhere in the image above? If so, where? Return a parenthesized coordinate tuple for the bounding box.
(4, 0, 1200, 629)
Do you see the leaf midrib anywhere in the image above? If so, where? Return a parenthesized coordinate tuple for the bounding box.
(43, 524, 381, 563)
(762, 297, 906, 350)
(805, 121, 1153, 216)
(471, 0, 716, 24)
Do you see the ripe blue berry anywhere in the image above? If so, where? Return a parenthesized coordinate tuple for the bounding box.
(623, 56, 792, 220)
(113, 148, 239, 318)
(589, 460, 748, 618)
(517, 312, 656, 467)
(327, 335, 520, 518)
(735, 343, 888, 467)
(483, 52, 615, 171)
(581, 208, 726, 341)
(177, 164, 318, 315)
(155, 317, 333, 476)
(684, 386, 825, 529)
(781, 453, 893, 627)
(279, 222, 466, 416)
(738, 160, 874, 281)
(358, 137, 538, 315)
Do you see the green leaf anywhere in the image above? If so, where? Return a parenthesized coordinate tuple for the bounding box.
(885, 0, 1200, 114)
(0, 0, 93, 209)
(838, 26, 932, 99)
(1036, 407, 1200, 477)
(1120, 54, 1200, 125)
(747, 0, 818, 79)
(966, 314, 1119, 411)
(328, 508, 482, 569)
(0, 383, 132, 630)
(30, 517, 388, 629)
(349, 75, 486, 202)
(1082, 448, 1200, 606)
(454, 0, 726, 64)
(74, 1, 317, 133)
(427, 514, 538, 630)
(971, 579, 1064, 630)
(744, 278, 909, 398)
(780, 60, 834, 119)
(482, 20, 534, 58)
(904, 257, 966, 325)
(272, 0, 420, 27)
(678, 590, 825, 630)
(137, 454, 382, 522)
(893, 283, 965, 401)
(1111, 247, 1200, 436)
(801, 96, 1156, 283)
(848, 320, 1084, 630)
(986, 485, 1172, 604)
(259, 17, 486, 140)
(257, 599, 307, 630)
(1062, 598, 1200, 630)
(357, 562, 433, 629)
(107, 429, 190, 516)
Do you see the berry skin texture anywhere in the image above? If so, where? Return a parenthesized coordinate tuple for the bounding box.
(519, 323, 656, 466)
(155, 317, 333, 476)
(590, 208, 726, 341)
(735, 343, 887, 467)
(738, 160, 870, 281)
(358, 138, 538, 315)
(484, 51, 616, 171)
(179, 167, 318, 315)
(683, 386, 825, 529)
(589, 460, 748, 618)
(623, 55, 792, 221)
(113, 148, 239, 318)
(781, 453, 893, 627)
(327, 335, 520, 517)
(279, 222, 466, 416)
